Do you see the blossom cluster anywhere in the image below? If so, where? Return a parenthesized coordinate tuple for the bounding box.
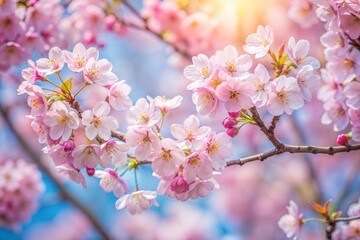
(18, 42, 236, 215)
(312, 0, 360, 142)
(183, 25, 320, 137)
(0, 0, 66, 71)
(333, 199, 360, 239)
(0, 159, 44, 229)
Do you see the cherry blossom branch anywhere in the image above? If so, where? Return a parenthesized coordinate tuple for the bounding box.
(326, 215, 360, 239)
(249, 107, 284, 149)
(226, 144, 360, 167)
(0, 105, 112, 240)
(334, 215, 360, 223)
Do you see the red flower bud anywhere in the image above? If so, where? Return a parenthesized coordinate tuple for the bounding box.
(228, 111, 240, 118)
(86, 167, 95, 176)
(226, 127, 239, 138)
(170, 176, 189, 194)
(337, 134, 348, 146)
(222, 117, 237, 129)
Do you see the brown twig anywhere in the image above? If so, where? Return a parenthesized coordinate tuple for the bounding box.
(0, 105, 112, 240)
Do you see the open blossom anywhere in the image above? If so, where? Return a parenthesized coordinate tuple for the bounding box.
(81, 101, 119, 140)
(125, 127, 161, 160)
(317, 69, 341, 102)
(94, 169, 129, 198)
(296, 65, 320, 102)
(108, 80, 133, 111)
(216, 78, 255, 112)
(43, 101, 80, 141)
(188, 178, 218, 200)
(321, 99, 349, 131)
(326, 49, 360, 83)
(115, 190, 158, 215)
(267, 76, 304, 116)
(344, 81, 360, 109)
(184, 54, 213, 83)
(246, 64, 270, 107)
(99, 140, 129, 168)
(170, 115, 211, 149)
(27, 85, 47, 117)
(83, 58, 117, 86)
(153, 95, 183, 113)
(243, 25, 273, 59)
(56, 164, 87, 189)
(287, 37, 320, 69)
(62, 42, 99, 72)
(278, 201, 303, 238)
(182, 151, 213, 183)
(21, 60, 44, 84)
(72, 144, 100, 169)
(149, 138, 184, 178)
(36, 47, 64, 74)
(348, 198, 360, 217)
(214, 45, 252, 77)
(127, 98, 161, 127)
(157, 176, 190, 201)
(192, 86, 219, 116)
(49, 144, 74, 166)
(200, 132, 233, 170)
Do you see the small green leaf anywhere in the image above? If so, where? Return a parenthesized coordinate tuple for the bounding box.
(60, 77, 72, 94)
(278, 55, 288, 66)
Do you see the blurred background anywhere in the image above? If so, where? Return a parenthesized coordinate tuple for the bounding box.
(1, 0, 359, 239)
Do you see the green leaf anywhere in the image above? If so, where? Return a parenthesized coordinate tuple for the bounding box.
(60, 77, 72, 94)
(278, 55, 288, 66)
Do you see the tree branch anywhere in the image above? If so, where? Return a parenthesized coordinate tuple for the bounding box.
(334, 215, 360, 223)
(226, 144, 360, 167)
(0, 105, 112, 240)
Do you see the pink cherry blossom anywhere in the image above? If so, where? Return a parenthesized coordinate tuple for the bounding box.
(21, 60, 45, 84)
(349, 108, 360, 126)
(320, 31, 348, 56)
(30, 116, 51, 144)
(153, 95, 183, 113)
(246, 64, 270, 107)
(341, 220, 360, 239)
(267, 76, 304, 116)
(99, 140, 129, 168)
(81, 101, 119, 140)
(150, 138, 184, 178)
(216, 78, 255, 112)
(352, 126, 360, 142)
(184, 53, 213, 82)
(278, 201, 303, 238)
(157, 177, 189, 201)
(43, 101, 80, 141)
(296, 65, 321, 102)
(214, 45, 252, 77)
(62, 42, 99, 72)
(288, 0, 319, 28)
(127, 98, 161, 127)
(83, 58, 117, 86)
(192, 86, 219, 116)
(287, 37, 320, 69)
(0, 42, 27, 68)
(72, 144, 100, 169)
(243, 25, 274, 59)
(348, 198, 360, 217)
(170, 175, 189, 194)
(188, 178, 217, 200)
(94, 169, 130, 198)
(0, 13, 23, 40)
(200, 132, 233, 170)
(182, 151, 213, 183)
(344, 81, 360, 109)
(317, 69, 341, 102)
(321, 99, 349, 131)
(27, 85, 47, 117)
(56, 164, 87, 189)
(170, 115, 211, 149)
(125, 127, 161, 161)
(327, 49, 360, 83)
(49, 144, 74, 166)
(36, 47, 64, 74)
(115, 190, 158, 215)
(108, 80, 133, 111)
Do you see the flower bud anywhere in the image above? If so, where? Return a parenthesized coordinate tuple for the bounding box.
(62, 140, 75, 152)
(82, 31, 96, 45)
(228, 111, 240, 118)
(337, 134, 349, 146)
(226, 127, 239, 138)
(222, 117, 237, 129)
(105, 15, 116, 30)
(86, 167, 95, 176)
(170, 176, 189, 194)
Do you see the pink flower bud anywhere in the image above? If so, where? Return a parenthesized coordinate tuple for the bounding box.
(337, 134, 349, 146)
(105, 15, 116, 30)
(170, 176, 189, 194)
(86, 167, 95, 176)
(63, 140, 75, 152)
(82, 31, 96, 45)
(222, 117, 237, 129)
(226, 127, 239, 138)
(228, 111, 240, 118)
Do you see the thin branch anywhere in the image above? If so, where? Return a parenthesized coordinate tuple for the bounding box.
(0, 105, 112, 240)
(226, 144, 360, 167)
(249, 107, 284, 149)
(334, 215, 360, 223)
(268, 116, 280, 134)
